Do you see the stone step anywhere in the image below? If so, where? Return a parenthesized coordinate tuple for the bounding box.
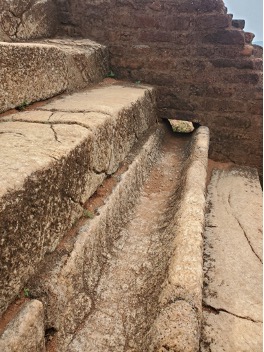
(0, 82, 157, 318)
(201, 165, 263, 351)
(0, 38, 109, 113)
(0, 0, 58, 42)
(0, 125, 209, 351)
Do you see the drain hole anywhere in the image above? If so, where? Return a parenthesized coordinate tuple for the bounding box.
(45, 327, 57, 342)
(168, 119, 195, 133)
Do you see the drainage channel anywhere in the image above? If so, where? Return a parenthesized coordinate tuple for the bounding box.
(65, 129, 191, 352)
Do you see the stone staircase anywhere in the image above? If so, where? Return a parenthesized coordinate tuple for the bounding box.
(0, 74, 210, 351)
(0, 1, 263, 351)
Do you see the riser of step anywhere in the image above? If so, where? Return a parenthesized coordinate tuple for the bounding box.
(0, 39, 109, 113)
(0, 83, 157, 317)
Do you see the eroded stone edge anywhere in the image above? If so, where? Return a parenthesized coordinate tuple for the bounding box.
(149, 126, 210, 352)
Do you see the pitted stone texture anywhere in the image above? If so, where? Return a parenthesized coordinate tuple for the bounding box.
(150, 301, 199, 352)
(0, 0, 57, 41)
(64, 127, 189, 352)
(0, 300, 45, 352)
(41, 39, 109, 91)
(0, 39, 108, 113)
(0, 84, 157, 317)
(0, 43, 68, 113)
(202, 166, 263, 351)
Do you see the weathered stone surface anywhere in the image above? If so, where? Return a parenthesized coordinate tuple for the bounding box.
(244, 32, 255, 44)
(0, 0, 57, 41)
(0, 39, 108, 113)
(0, 83, 157, 317)
(63, 126, 208, 352)
(203, 29, 245, 45)
(202, 166, 263, 351)
(150, 301, 200, 352)
(27, 127, 163, 350)
(148, 127, 210, 351)
(253, 44, 263, 58)
(0, 300, 45, 352)
(201, 311, 263, 352)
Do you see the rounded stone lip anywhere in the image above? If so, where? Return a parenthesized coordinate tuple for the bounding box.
(150, 126, 210, 351)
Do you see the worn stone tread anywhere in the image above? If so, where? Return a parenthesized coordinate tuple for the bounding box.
(0, 38, 109, 113)
(0, 83, 157, 317)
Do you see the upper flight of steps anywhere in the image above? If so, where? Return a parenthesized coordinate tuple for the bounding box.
(0, 38, 109, 114)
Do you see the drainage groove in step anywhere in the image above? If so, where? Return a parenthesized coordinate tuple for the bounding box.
(66, 130, 190, 352)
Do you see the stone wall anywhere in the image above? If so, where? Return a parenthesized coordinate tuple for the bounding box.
(54, 0, 263, 171)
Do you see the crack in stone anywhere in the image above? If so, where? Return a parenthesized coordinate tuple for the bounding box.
(37, 108, 113, 117)
(203, 302, 262, 324)
(227, 192, 263, 264)
(50, 124, 61, 143)
(65, 296, 96, 350)
(236, 217, 262, 264)
(3, 118, 93, 132)
(47, 112, 54, 121)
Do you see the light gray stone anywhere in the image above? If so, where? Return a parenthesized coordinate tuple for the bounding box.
(201, 310, 263, 352)
(27, 127, 163, 350)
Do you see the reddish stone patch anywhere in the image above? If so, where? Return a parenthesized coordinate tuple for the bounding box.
(206, 159, 234, 186)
